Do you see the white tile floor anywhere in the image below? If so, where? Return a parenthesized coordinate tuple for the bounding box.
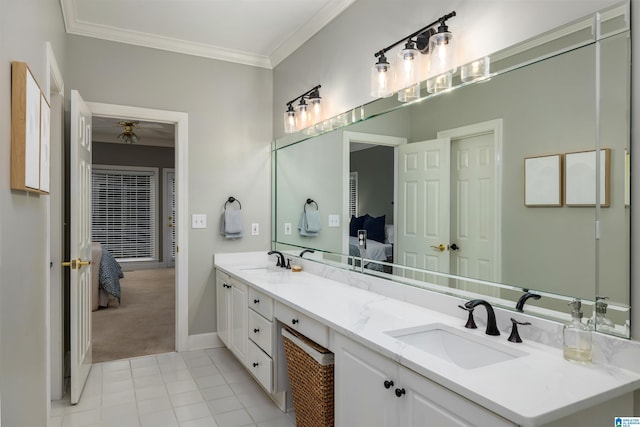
(49, 348, 296, 427)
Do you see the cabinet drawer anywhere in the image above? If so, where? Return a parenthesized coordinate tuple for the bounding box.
(248, 288, 273, 320)
(248, 309, 273, 355)
(247, 340, 273, 392)
(275, 302, 328, 348)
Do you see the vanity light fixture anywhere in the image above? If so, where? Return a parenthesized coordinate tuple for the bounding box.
(370, 11, 456, 101)
(283, 85, 322, 134)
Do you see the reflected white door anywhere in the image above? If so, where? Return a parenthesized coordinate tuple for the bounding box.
(397, 138, 450, 284)
(69, 90, 93, 404)
(450, 133, 496, 287)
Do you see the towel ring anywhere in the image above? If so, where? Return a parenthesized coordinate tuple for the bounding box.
(224, 196, 242, 210)
(304, 198, 318, 212)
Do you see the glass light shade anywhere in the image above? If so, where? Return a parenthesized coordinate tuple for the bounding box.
(310, 97, 322, 124)
(297, 101, 310, 130)
(283, 109, 297, 134)
(426, 72, 453, 93)
(395, 43, 422, 92)
(429, 30, 456, 76)
(461, 57, 490, 82)
(118, 132, 139, 144)
(398, 82, 420, 102)
(370, 55, 394, 98)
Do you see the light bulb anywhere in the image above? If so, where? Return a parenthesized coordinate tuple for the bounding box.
(396, 41, 422, 93)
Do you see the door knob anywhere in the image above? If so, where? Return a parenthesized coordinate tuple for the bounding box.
(430, 244, 446, 252)
(449, 243, 460, 251)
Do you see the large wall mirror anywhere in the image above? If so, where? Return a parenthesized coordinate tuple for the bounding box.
(272, 2, 631, 337)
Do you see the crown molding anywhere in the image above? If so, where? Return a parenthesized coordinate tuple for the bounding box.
(60, 0, 355, 69)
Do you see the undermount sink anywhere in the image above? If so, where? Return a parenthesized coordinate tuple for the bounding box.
(385, 323, 526, 369)
(239, 267, 284, 274)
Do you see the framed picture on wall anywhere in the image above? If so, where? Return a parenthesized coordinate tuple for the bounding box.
(564, 149, 610, 207)
(524, 154, 563, 206)
(11, 61, 49, 194)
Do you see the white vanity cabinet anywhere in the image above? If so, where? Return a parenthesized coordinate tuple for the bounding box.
(216, 270, 248, 365)
(215, 271, 231, 347)
(246, 287, 276, 392)
(333, 333, 515, 427)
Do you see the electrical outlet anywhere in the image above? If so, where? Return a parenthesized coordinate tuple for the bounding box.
(328, 215, 340, 227)
(358, 229, 367, 249)
(251, 223, 259, 235)
(284, 223, 292, 235)
(191, 214, 207, 229)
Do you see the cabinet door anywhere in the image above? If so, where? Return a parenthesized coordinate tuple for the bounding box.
(216, 272, 231, 347)
(230, 279, 248, 364)
(398, 366, 514, 427)
(334, 334, 397, 427)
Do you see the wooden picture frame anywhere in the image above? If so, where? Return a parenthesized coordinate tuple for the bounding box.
(11, 61, 49, 194)
(564, 149, 610, 207)
(40, 93, 51, 193)
(524, 154, 563, 206)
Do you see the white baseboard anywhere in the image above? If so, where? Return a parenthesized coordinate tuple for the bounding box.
(187, 332, 224, 351)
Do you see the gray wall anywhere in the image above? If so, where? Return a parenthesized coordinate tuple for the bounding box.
(350, 146, 394, 223)
(92, 141, 175, 265)
(65, 35, 273, 335)
(0, 1, 67, 425)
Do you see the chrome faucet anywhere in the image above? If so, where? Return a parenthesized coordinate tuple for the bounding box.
(464, 299, 500, 336)
(267, 250, 286, 268)
(515, 291, 541, 312)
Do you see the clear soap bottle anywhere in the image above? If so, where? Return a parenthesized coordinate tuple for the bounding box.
(588, 297, 615, 333)
(563, 299, 592, 363)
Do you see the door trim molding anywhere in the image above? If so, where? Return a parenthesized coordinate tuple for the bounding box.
(438, 119, 504, 283)
(86, 102, 189, 352)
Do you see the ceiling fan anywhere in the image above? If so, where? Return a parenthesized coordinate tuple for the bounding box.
(117, 121, 140, 144)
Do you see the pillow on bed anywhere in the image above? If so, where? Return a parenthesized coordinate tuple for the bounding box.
(349, 214, 369, 237)
(364, 214, 386, 243)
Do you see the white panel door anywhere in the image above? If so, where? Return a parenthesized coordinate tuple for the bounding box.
(450, 133, 496, 291)
(397, 138, 450, 284)
(69, 90, 93, 404)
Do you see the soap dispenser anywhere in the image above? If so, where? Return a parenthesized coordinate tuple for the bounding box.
(588, 297, 615, 333)
(563, 299, 592, 363)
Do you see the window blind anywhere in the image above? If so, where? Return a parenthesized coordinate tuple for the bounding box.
(92, 168, 157, 262)
(349, 172, 358, 218)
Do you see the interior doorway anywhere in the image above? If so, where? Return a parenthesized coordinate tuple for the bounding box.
(90, 116, 176, 363)
(53, 100, 189, 404)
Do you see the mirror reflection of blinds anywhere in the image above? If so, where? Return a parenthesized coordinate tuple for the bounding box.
(349, 172, 358, 218)
(92, 168, 157, 261)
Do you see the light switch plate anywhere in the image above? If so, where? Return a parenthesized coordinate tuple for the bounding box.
(192, 214, 207, 229)
(284, 223, 292, 235)
(251, 223, 259, 235)
(328, 214, 340, 227)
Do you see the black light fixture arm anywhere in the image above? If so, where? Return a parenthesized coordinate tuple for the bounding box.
(286, 84, 322, 107)
(374, 11, 456, 58)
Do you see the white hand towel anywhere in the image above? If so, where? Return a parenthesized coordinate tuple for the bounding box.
(220, 210, 243, 239)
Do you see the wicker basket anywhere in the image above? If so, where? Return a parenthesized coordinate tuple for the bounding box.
(282, 326, 335, 427)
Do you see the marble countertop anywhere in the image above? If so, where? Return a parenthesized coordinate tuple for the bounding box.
(214, 253, 640, 427)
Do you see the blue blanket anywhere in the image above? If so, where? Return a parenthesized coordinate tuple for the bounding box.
(99, 249, 123, 302)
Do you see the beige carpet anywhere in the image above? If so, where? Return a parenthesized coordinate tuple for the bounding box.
(92, 268, 175, 363)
